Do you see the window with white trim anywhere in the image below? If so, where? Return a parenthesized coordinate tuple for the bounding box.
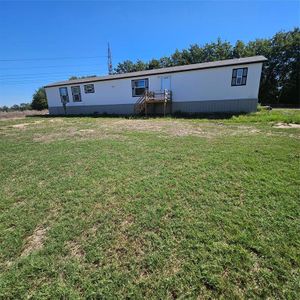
(231, 68, 248, 86)
(71, 86, 82, 102)
(59, 87, 69, 103)
(84, 84, 95, 93)
(131, 78, 149, 96)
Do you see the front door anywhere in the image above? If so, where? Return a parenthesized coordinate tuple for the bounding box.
(161, 76, 171, 91)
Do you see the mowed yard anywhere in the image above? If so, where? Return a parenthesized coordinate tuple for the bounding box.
(0, 110, 299, 299)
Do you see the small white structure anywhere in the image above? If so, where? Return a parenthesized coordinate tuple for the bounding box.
(45, 56, 267, 115)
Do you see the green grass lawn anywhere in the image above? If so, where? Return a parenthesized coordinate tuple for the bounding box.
(0, 109, 299, 299)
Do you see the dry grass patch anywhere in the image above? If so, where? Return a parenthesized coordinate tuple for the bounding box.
(21, 226, 49, 257)
(29, 119, 126, 143)
(66, 240, 86, 260)
(10, 120, 45, 129)
(33, 126, 125, 143)
(11, 123, 30, 129)
(78, 129, 95, 133)
(93, 119, 265, 138)
(0, 110, 48, 120)
(274, 122, 300, 129)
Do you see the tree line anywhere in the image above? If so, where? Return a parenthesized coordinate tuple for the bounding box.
(0, 88, 48, 112)
(3, 28, 298, 111)
(114, 28, 299, 106)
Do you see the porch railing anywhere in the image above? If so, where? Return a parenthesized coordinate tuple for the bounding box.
(134, 89, 172, 116)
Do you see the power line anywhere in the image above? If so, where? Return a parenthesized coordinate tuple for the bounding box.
(0, 77, 100, 83)
(0, 77, 98, 83)
(0, 70, 102, 78)
(0, 77, 98, 84)
(0, 55, 108, 62)
(0, 55, 128, 63)
(0, 73, 104, 83)
(0, 63, 108, 71)
(1, 82, 51, 85)
(0, 76, 100, 81)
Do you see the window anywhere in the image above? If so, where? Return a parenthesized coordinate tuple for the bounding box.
(231, 68, 248, 86)
(71, 86, 82, 102)
(131, 78, 149, 97)
(84, 84, 95, 93)
(59, 87, 69, 103)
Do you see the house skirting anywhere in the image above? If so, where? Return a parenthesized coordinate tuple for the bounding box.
(172, 99, 258, 114)
(48, 104, 134, 115)
(48, 99, 258, 115)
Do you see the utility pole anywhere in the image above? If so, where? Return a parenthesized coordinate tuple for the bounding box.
(107, 43, 113, 75)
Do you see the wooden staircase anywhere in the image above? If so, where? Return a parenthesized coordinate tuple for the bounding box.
(134, 90, 172, 116)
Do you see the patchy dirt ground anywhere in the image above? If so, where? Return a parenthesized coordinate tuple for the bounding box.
(274, 122, 300, 129)
(21, 226, 49, 257)
(1, 117, 299, 144)
(37, 119, 261, 142)
(66, 240, 86, 260)
(0, 110, 48, 120)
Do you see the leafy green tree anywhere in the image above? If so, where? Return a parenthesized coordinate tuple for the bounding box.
(20, 103, 32, 111)
(159, 56, 173, 68)
(188, 44, 205, 63)
(31, 87, 48, 110)
(271, 28, 300, 105)
(0, 106, 9, 112)
(233, 40, 248, 58)
(171, 49, 189, 65)
(201, 38, 233, 62)
(113, 28, 299, 106)
(69, 75, 96, 80)
(148, 59, 161, 70)
(135, 60, 148, 71)
(10, 104, 20, 111)
(114, 60, 136, 73)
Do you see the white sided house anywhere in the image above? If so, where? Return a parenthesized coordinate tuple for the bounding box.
(45, 56, 267, 115)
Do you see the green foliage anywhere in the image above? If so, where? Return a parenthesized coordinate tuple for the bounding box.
(31, 87, 48, 110)
(114, 28, 300, 106)
(114, 60, 136, 73)
(69, 75, 97, 80)
(232, 40, 247, 58)
(0, 106, 9, 112)
(226, 108, 300, 124)
(0, 114, 299, 298)
(19, 103, 32, 111)
(0, 103, 31, 112)
(148, 59, 161, 70)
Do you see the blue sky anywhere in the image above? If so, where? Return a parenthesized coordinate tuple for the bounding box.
(0, 1, 299, 106)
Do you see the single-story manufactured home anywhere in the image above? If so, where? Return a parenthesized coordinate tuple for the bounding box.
(44, 56, 267, 115)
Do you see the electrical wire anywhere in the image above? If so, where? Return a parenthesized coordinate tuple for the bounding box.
(0, 63, 108, 71)
(0, 55, 108, 62)
(0, 70, 102, 78)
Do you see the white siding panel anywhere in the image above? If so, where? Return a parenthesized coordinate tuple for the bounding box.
(171, 63, 262, 102)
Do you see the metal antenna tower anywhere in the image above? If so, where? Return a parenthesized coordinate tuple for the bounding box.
(107, 43, 113, 75)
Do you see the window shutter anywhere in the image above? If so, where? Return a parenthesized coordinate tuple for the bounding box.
(242, 68, 248, 85)
(231, 69, 237, 86)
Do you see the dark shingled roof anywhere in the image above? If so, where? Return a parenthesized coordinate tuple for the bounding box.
(44, 56, 267, 88)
